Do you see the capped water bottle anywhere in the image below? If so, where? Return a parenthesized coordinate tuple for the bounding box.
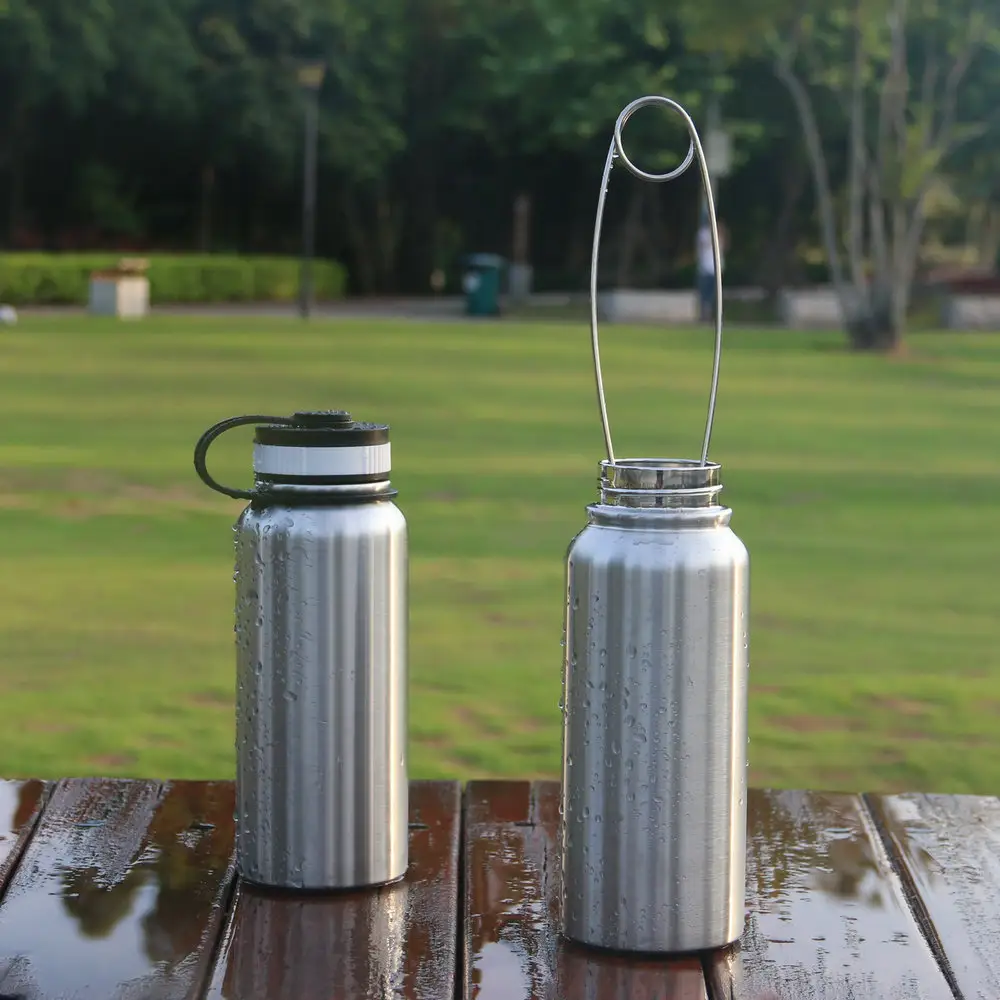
(560, 97, 749, 953)
(194, 410, 407, 890)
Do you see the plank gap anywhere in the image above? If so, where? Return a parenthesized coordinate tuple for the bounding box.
(0, 778, 236, 1000)
(0, 780, 51, 905)
(861, 792, 965, 1000)
(454, 782, 468, 1000)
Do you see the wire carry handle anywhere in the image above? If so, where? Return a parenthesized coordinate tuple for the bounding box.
(590, 95, 724, 467)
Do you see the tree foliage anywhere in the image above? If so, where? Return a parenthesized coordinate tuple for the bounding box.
(1, 0, 999, 342)
(682, 0, 1000, 347)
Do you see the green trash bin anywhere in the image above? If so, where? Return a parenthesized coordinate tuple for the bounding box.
(461, 254, 505, 316)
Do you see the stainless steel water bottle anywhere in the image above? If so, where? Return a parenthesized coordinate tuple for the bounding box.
(194, 410, 407, 890)
(560, 96, 749, 953)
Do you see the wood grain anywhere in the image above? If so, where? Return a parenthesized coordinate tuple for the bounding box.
(0, 778, 236, 1000)
(464, 780, 708, 1000)
(867, 792, 1000, 1000)
(706, 788, 955, 1000)
(204, 779, 461, 1000)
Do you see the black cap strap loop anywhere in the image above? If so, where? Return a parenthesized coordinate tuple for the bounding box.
(193, 414, 294, 500)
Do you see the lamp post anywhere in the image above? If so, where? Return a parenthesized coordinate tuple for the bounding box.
(298, 62, 326, 319)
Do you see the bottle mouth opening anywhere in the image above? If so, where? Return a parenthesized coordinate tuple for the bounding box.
(598, 458, 723, 508)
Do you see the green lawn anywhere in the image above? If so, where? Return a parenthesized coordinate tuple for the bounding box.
(2, 315, 999, 794)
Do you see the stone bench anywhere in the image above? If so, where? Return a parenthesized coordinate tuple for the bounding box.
(597, 288, 697, 324)
(778, 287, 844, 328)
(943, 294, 1000, 330)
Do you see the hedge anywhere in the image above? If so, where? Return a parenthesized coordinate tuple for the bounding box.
(0, 253, 347, 306)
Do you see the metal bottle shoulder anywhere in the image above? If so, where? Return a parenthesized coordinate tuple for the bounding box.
(567, 503, 748, 571)
(237, 498, 407, 540)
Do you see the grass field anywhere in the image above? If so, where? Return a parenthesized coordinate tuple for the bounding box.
(2, 315, 999, 794)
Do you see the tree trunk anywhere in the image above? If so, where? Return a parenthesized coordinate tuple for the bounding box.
(396, 140, 436, 293)
(775, 55, 902, 350)
(846, 0, 870, 308)
(773, 59, 853, 316)
(199, 164, 215, 252)
(375, 191, 401, 294)
(4, 104, 28, 246)
(848, 279, 897, 351)
(755, 150, 809, 295)
(343, 190, 376, 295)
(978, 205, 1000, 268)
(616, 185, 644, 286)
(512, 192, 531, 265)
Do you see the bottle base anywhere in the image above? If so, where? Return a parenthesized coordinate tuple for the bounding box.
(560, 921, 743, 956)
(237, 863, 409, 895)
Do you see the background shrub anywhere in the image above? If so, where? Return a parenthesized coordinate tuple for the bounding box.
(0, 253, 347, 306)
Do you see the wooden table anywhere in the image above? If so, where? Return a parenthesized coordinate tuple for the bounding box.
(1, 779, 997, 998)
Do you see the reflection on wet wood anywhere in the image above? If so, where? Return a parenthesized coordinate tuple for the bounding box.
(706, 789, 954, 1000)
(6, 776, 1000, 999)
(464, 780, 708, 1000)
(867, 792, 1000, 1000)
(0, 778, 236, 1000)
(0, 780, 47, 891)
(204, 780, 460, 1000)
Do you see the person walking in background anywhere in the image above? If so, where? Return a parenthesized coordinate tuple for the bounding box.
(696, 213, 726, 323)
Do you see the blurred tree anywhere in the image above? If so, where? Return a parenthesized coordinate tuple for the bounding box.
(3, 0, 999, 301)
(683, 0, 1000, 349)
(451, 0, 713, 287)
(310, 0, 410, 292)
(0, 0, 115, 239)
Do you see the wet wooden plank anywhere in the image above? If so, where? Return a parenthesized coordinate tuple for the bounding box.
(464, 780, 708, 1000)
(204, 779, 461, 1000)
(0, 778, 236, 1000)
(867, 792, 1000, 1000)
(706, 789, 955, 1000)
(0, 780, 48, 891)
